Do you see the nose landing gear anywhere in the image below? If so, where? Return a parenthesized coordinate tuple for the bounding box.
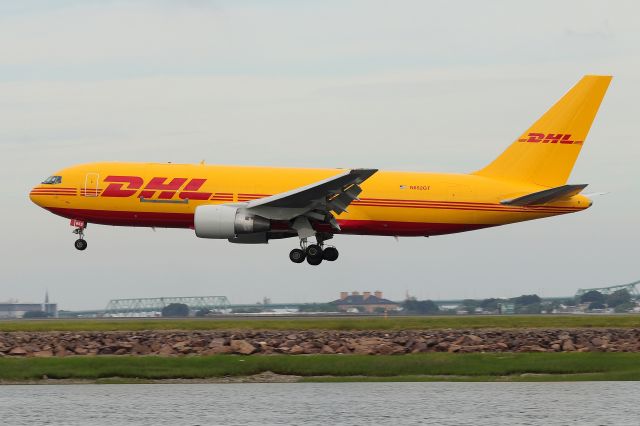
(71, 219, 87, 251)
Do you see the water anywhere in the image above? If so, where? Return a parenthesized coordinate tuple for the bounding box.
(1, 382, 639, 425)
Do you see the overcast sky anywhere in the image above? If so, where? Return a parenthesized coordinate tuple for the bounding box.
(1, 0, 639, 310)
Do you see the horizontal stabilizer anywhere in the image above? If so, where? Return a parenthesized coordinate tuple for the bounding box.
(501, 184, 588, 206)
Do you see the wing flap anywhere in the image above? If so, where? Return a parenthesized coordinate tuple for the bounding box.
(246, 168, 377, 220)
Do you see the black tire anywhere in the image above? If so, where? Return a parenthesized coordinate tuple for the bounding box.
(74, 239, 87, 251)
(323, 247, 339, 261)
(306, 244, 323, 259)
(289, 248, 306, 263)
(307, 255, 322, 266)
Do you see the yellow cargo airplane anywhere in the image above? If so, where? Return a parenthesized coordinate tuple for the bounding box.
(30, 75, 611, 265)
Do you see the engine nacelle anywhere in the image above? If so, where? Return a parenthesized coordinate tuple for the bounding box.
(194, 205, 270, 239)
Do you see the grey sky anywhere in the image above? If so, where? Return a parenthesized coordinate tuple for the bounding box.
(1, 0, 639, 309)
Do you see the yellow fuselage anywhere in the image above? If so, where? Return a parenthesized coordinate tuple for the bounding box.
(29, 162, 590, 237)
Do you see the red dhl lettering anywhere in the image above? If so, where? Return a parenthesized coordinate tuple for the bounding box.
(102, 176, 214, 200)
(517, 133, 583, 145)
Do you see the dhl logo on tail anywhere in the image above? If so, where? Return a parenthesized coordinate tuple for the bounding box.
(517, 133, 583, 145)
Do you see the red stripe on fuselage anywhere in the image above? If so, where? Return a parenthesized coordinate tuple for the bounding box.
(43, 207, 494, 236)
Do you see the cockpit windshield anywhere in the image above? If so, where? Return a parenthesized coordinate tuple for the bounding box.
(42, 176, 62, 184)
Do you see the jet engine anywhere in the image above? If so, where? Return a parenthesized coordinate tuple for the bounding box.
(194, 205, 270, 239)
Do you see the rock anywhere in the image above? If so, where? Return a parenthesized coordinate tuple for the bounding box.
(55, 346, 68, 357)
(230, 340, 256, 355)
(33, 350, 54, 358)
(448, 345, 462, 353)
(351, 344, 374, 355)
(495, 342, 509, 350)
(158, 345, 174, 356)
(132, 344, 151, 355)
(172, 341, 189, 350)
(436, 342, 450, 351)
(562, 340, 576, 351)
(74, 346, 88, 355)
(591, 337, 603, 347)
(202, 346, 233, 355)
(550, 343, 561, 351)
(9, 347, 28, 356)
(465, 334, 483, 345)
(320, 345, 335, 354)
(377, 343, 406, 355)
(289, 345, 304, 355)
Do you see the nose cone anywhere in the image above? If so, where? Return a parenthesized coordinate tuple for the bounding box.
(29, 186, 43, 207)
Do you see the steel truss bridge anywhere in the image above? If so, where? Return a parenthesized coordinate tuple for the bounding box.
(575, 280, 640, 298)
(104, 296, 230, 316)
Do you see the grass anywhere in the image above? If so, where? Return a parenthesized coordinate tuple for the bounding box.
(1, 315, 640, 332)
(1, 353, 640, 382)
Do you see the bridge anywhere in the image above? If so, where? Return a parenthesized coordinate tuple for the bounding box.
(575, 280, 640, 298)
(103, 296, 231, 316)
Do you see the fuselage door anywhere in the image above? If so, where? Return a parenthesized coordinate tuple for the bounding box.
(83, 173, 100, 197)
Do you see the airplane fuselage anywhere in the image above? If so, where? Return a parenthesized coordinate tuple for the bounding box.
(29, 162, 590, 237)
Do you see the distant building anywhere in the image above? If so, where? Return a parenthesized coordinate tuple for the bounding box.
(0, 291, 58, 318)
(331, 291, 399, 313)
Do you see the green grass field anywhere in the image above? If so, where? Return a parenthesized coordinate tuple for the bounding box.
(1, 353, 639, 383)
(1, 315, 639, 332)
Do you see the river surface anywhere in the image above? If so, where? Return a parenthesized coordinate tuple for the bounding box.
(1, 382, 639, 425)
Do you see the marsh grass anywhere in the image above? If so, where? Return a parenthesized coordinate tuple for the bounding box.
(1, 353, 639, 382)
(2, 315, 639, 332)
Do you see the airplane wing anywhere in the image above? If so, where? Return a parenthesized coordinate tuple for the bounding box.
(244, 168, 378, 231)
(501, 184, 588, 206)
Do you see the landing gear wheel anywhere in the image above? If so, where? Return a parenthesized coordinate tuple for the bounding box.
(323, 247, 339, 261)
(307, 255, 322, 266)
(289, 248, 306, 263)
(74, 239, 87, 251)
(306, 244, 323, 260)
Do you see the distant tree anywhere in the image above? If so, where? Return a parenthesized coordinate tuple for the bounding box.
(606, 289, 632, 308)
(588, 301, 606, 311)
(540, 301, 557, 313)
(580, 290, 605, 304)
(511, 294, 541, 306)
(373, 307, 387, 314)
(461, 299, 479, 314)
(22, 310, 48, 318)
(231, 307, 263, 314)
(298, 303, 338, 313)
(614, 302, 636, 313)
(403, 299, 440, 315)
(516, 303, 542, 314)
(161, 303, 190, 317)
(195, 308, 211, 317)
(562, 298, 577, 307)
(480, 298, 500, 312)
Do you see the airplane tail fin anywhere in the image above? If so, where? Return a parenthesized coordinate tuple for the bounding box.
(474, 75, 612, 187)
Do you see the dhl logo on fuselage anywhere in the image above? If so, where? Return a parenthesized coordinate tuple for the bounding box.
(101, 176, 231, 201)
(517, 133, 583, 145)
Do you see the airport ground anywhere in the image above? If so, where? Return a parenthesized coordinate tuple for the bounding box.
(1, 315, 640, 383)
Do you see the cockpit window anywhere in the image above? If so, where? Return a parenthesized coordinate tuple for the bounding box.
(42, 176, 62, 184)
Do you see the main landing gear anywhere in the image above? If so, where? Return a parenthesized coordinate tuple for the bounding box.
(71, 219, 87, 251)
(289, 237, 339, 266)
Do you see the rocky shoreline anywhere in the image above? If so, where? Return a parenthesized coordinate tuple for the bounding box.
(1, 328, 639, 357)
(0, 328, 640, 357)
